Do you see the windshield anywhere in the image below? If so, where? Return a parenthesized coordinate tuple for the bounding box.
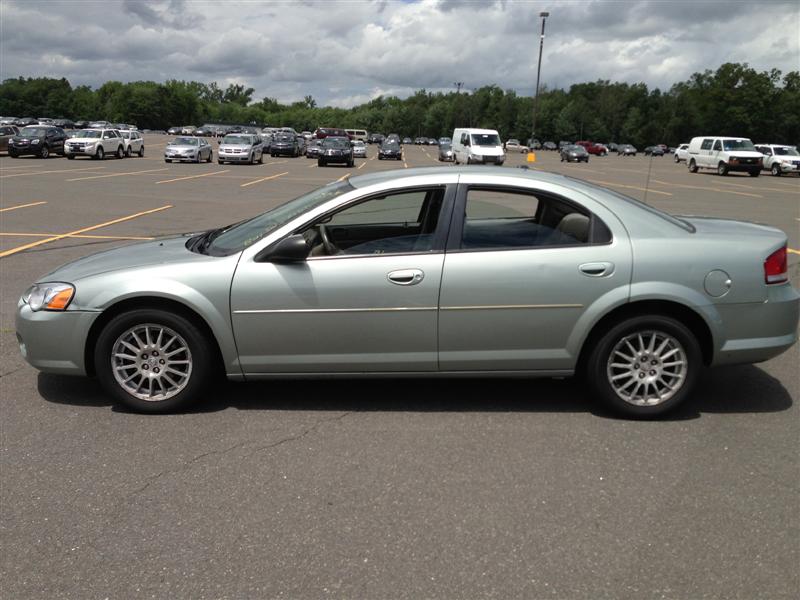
(222, 135, 252, 144)
(172, 137, 199, 146)
(471, 133, 501, 146)
(206, 180, 355, 255)
(20, 127, 47, 137)
(275, 134, 293, 142)
(722, 139, 756, 151)
(774, 146, 799, 156)
(382, 142, 399, 149)
(74, 130, 101, 138)
(440, 143, 451, 150)
(121, 132, 131, 139)
(323, 138, 350, 148)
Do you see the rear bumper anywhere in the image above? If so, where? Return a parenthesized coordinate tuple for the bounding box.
(712, 284, 800, 366)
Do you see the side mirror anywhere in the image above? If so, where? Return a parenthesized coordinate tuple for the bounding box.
(256, 234, 310, 263)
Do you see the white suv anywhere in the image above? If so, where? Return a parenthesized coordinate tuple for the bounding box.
(754, 144, 799, 177)
(120, 130, 144, 157)
(65, 129, 125, 160)
(686, 136, 763, 177)
(673, 143, 689, 163)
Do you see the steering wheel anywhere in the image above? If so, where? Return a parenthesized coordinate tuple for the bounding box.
(318, 224, 339, 255)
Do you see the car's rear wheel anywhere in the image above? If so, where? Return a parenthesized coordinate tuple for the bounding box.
(116, 145, 124, 159)
(771, 164, 781, 176)
(95, 309, 215, 413)
(139, 145, 145, 157)
(585, 315, 701, 418)
(717, 162, 728, 176)
(40, 145, 49, 158)
(258, 152, 263, 164)
(207, 151, 213, 163)
(688, 158, 698, 173)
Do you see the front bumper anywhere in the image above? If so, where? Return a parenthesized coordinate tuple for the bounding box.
(15, 303, 100, 375)
(164, 153, 196, 161)
(219, 152, 252, 162)
(272, 146, 296, 155)
(9, 144, 43, 156)
(774, 162, 799, 174)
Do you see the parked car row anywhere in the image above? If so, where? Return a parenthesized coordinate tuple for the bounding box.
(3, 126, 146, 159)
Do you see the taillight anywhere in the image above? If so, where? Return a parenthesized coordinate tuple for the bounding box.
(764, 246, 788, 284)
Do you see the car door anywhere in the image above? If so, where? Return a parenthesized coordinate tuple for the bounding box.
(438, 179, 632, 372)
(230, 184, 456, 374)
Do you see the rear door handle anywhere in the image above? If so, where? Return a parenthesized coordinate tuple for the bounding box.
(388, 269, 424, 286)
(579, 262, 614, 277)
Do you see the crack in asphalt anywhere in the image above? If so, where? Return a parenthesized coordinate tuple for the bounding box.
(126, 411, 351, 498)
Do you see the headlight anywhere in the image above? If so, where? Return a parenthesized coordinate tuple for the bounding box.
(23, 283, 75, 312)
(31, 139, 40, 144)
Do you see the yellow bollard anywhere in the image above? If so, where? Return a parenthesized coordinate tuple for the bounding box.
(527, 152, 537, 163)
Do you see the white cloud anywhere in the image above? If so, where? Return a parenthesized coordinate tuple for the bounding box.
(1, 0, 797, 107)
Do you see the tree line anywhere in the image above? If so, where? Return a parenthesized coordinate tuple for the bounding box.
(0, 62, 796, 148)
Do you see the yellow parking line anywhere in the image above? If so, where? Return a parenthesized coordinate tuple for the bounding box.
(262, 160, 288, 167)
(67, 168, 169, 182)
(716, 180, 759, 190)
(788, 248, 799, 255)
(0, 201, 47, 213)
(357, 161, 367, 169)
(0, 167, 105, 179)
(155, 170, 229, 184)
(0, 205, 172, 258)
(336, 173, 351, 182)
(403, 162, 408, 168)
(240, 171, 289, 188)
(586, 179, 672, 196)
(558, 165, 605, 175)
(307, 163, 317, 168)
(1, 232, 153, 240)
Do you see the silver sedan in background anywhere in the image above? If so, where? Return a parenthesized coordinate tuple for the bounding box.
(164, 136, 213, 163)
(15, 167, 799, 417)
(217, 133, 264, 165)
(352, 140, 367, 158)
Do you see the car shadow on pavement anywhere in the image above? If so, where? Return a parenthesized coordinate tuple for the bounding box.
(37, 363, 792, 420)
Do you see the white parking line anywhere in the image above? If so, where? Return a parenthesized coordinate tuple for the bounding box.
(0, 167, 105, 179)
(0, 201, 47, 213)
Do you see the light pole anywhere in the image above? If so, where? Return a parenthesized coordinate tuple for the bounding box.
(531, 11, 549, 147)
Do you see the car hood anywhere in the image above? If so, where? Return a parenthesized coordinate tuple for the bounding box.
(219, 143, 252, 150)
(166, 144, 199, 151)
(39, 235, 211, 283)
(726, 151, 763, 158)
(66, 137, 97, 143)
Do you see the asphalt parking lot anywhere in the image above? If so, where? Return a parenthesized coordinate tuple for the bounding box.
(1, 137, 798, 599)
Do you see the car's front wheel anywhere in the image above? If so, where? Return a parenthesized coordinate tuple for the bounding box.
(95, 309, 215, 413)
(95, 146, 105, 160)
(771, 164, 781, 176)
(717, 162, 728, 176)
(585, 315, 701, 418)
(40, 145, 49, 158)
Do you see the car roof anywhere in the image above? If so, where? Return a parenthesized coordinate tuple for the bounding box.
(349, 166, 574, 190)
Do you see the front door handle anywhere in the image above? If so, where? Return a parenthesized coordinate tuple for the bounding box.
(388, 269, 424, 286)
(579, 262, 614, 277)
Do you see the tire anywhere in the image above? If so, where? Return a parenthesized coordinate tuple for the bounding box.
(165, 159, 171, 163)
(116, 145, 124, 159)
(258, 152, 263, 164)
(207, 151, 213, 163)
(584, 314, 702, 418)
(674, 154, 680, 163)
(138, 145, 145, 157)
(218, 159, 224, 164)
(717, 162, 728, 176)
(748, 169, 760, 177)
(66, 154, 75, 160)
(196, 152, 202, 164)
(125, 146, 132, 158)
(348, 159, 354, 167)
(688, 158, 698, 173)
(771, 164, 781, 176)
(318, 159, 325, 167)
(95, 146, 105, 160)
(94, 309, 216, 413)
(40, 145, 49, 158)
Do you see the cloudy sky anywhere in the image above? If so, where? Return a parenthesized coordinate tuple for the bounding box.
(1, 0, 798, 107)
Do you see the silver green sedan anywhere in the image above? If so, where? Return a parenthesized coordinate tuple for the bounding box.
(15, 167, 799, 417)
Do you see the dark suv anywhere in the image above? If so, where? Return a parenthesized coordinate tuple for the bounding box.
(271, 133, 302, 157)
(8, 126, 67, 158)
(318, 136, 354, 167)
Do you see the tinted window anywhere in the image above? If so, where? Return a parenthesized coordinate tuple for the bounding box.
(722, 139, 756, 151)
(307, 188, 445, 256)
(700, 139, 713, 150)
(461, 188, 597, 250)
(713, 140, 722, 151)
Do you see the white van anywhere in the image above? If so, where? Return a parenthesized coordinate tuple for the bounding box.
(452, 128, 505, 165)
(686, 136, 763, 177)
(345, 129, 368, 141)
